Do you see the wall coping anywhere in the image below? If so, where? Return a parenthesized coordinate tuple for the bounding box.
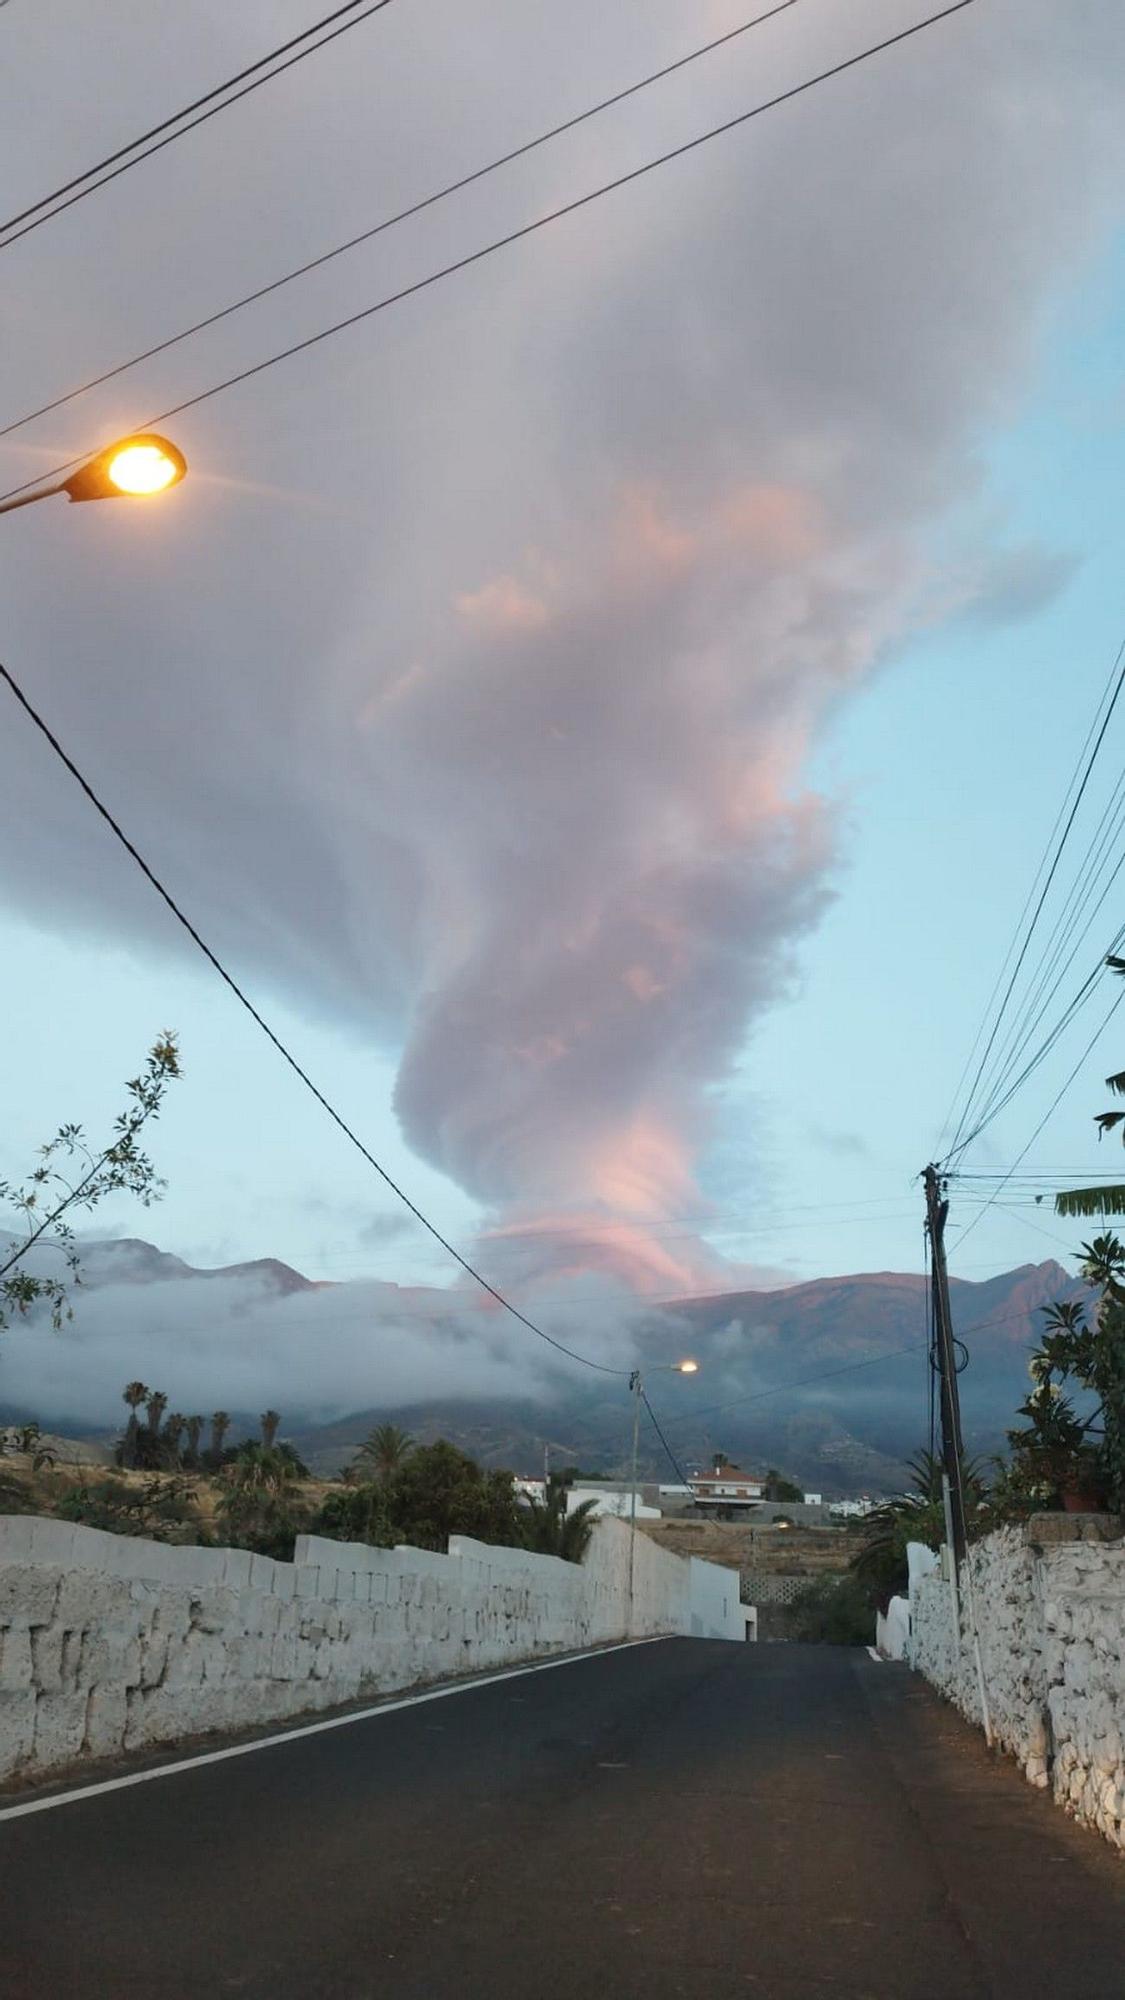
(1022, 1512, 1124, 1549)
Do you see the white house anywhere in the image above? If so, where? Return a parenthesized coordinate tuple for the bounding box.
(689, 1460, 765, 1515)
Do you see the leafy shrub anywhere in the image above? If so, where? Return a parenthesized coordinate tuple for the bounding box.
(788, 1573, 874, 1645)
(383, 1440, 521, 1552)
(54, 1474, 205, 1544)
(213, 1487, 311, 1561)
(313, 1482, 393, 1548)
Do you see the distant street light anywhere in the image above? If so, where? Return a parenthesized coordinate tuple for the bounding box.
(627, 1359, 699, 1629)
(0, 433, 188, 516)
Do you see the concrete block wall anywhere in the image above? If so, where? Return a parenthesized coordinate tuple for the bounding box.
(909, 1517, 1125, 1851)
(0, 1512, 741, 1786)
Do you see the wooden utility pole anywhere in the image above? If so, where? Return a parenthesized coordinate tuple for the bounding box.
(924, 1163, 967, 1565)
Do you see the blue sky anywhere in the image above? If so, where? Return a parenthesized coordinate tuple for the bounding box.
(737, 232, 1125, 1282)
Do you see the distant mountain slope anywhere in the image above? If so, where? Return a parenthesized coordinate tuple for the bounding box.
(1, 1237, 1081, 1493)
(61, 1237, 320, 1297)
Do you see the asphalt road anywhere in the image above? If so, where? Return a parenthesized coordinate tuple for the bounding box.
(1, 1639, 1123, 1999)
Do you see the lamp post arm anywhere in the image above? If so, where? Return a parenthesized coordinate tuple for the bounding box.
(0, 482, 64, 517)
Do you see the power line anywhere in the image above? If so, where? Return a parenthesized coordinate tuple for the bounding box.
(950, 972, 1125, 1253)
(654, 1286, 1084, 1432)
(949, 920, 1125, 1160)
(0, 656, 625, 1381)
(641, 1389, 692, 1486)
(659, 1344, 923, 1429)
(963, 775, 1125, 1143)
(944, 636, 1125, 1163)
(0, 1, 398, 254)
(0, 0, 979, 511)
(0, 0, 802, 442)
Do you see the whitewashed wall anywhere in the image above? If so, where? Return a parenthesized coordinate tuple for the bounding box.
(0, 1512, 741, 1785)
(909, 1517, 1125, 1851)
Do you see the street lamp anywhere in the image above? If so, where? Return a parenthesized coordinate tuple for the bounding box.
(627, 1359, 699, 1631)
(0, 434, 188, 516)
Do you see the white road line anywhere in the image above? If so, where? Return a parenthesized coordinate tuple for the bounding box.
(866, 1646, 883, 1662)
(0, 1638, 667, 1824)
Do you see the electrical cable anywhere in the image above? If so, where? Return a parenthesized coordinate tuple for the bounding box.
(0, 656, 626, 1379)
(641, 1389, 693, 1487)
(0, 0, 980, 512)
(944, 637, 1125, 1164)
(653, 1284, 1082, 1433)
(0, 0, 802, 443)
(934, 651, 1125, 1156)
(950, 920, 1125, 1160)
(0, 1, 398, 254)
(950, 972, 1125, 1253)
(962, 773, 1125, 1144)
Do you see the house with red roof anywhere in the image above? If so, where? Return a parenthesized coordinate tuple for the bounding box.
(689, 1457, 765, 1517)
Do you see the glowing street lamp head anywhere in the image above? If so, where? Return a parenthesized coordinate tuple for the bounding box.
(676, 1359, 699, 1375)
(106, 440, 182, 495)
(62, 433, 188, 504)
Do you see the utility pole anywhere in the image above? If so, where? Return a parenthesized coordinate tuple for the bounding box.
(923, 1164, 966, 1564)
(626, 1370, 643, 1634)
(923, 1163, 993, 1746)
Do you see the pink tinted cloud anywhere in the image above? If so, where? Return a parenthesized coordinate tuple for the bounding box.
(455, 575, 550, 634)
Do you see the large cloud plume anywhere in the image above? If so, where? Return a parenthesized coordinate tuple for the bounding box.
(0, 0, 1122, 1301)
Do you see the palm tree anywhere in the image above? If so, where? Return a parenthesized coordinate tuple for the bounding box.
(210, 1411, 231, 1459)
(1057, 959, 1125, 1218)
(120, 1382, 149, 1470)
(517, 1479, 599, 1563)
(260, 1410, 281, 1449)
(226, 1440, 298, 1494)
(354, 1422, 414, 1484)
(163, 1413, 187, 1460)
(848, 1448, 986, 1613)
(185, 1415, 204, 1463)
(145, 1390, 168, 1435)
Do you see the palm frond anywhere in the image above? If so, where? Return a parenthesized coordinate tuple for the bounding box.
(1055, 1185, 1125, 1218)
(1105, 1072, 1125, 1098)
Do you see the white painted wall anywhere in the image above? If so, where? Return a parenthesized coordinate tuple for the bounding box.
(566, 1486, 660, 1520)
(908, 1518, 1125, 1852)
(874, 1595, 910, 1662)
(0, 1512, 743, 1785)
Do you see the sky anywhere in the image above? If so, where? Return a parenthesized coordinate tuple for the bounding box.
(2, 0, 1125, 1420)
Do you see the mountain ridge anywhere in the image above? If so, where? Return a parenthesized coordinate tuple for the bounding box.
(0, 1237, 1082, 1493)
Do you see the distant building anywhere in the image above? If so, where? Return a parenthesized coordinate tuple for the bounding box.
(689, 1459, 766, 1516)
(828, 1496, 877, 1520)
(513, 1476, 662, 1520)
(802, 1493, 823, 1507)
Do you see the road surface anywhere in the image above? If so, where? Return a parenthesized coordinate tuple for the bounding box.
(1, 1639, 1122, 1997)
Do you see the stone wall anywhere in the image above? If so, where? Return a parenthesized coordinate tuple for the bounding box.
(0, 1512, 741, 1786)
(909, 1516, 1125, 1851)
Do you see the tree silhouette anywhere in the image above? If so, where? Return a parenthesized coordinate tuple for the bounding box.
(354, 1422, 414, 1484)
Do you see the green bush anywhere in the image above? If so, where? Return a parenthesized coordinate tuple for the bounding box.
(788, 1573, 873, 1645)
(313, 1482, 393, 1548)
(54, 1474, 205, 1544)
